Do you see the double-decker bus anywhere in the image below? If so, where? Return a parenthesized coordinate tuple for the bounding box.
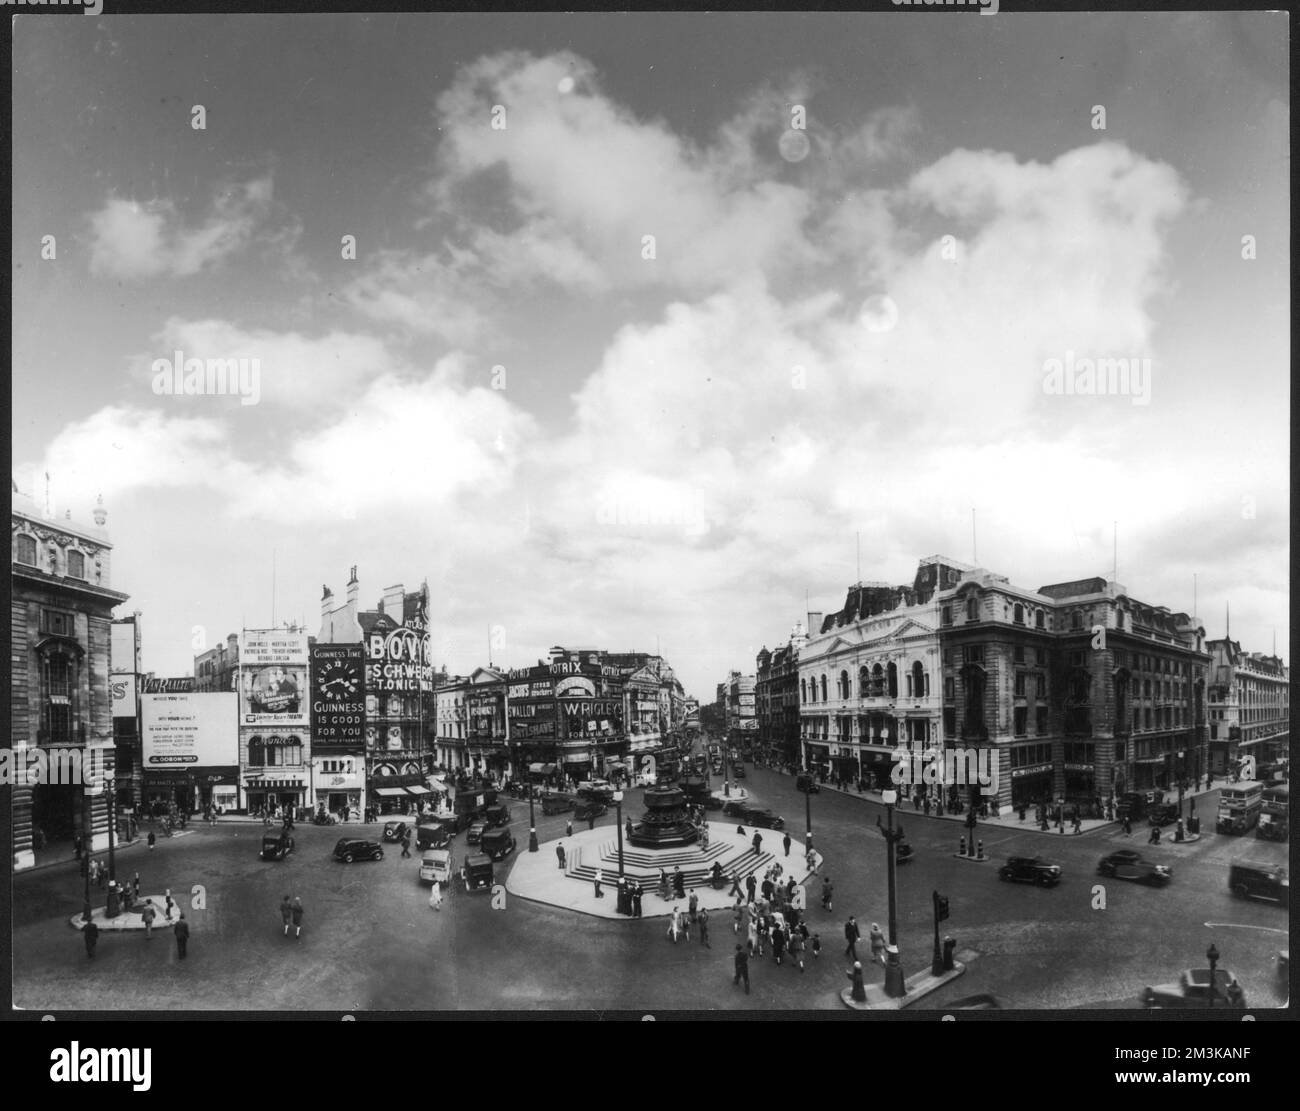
(1257, 783, 1289, 841)
(1216, 780, 1264, 835)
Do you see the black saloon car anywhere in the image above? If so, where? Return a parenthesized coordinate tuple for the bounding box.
(1097, 850, 1170, 884)
(998, 857, 1062, 886)
(742, 807, 785, 831)
(382, 820, 410, 843)
(334, 838, 384, 863)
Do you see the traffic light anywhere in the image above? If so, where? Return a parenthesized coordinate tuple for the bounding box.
(935, 894, 950, 922)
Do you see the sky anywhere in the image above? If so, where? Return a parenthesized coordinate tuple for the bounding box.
(11, 11, 1290, 699)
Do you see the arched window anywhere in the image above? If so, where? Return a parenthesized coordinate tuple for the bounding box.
(801, 678, 808, 703)
(967, 596, 979, 620)
(859, 666, 869, 698)
(839, 670, 850, 700)
(67, 550, 85, 579)
(1013, 603, 1024, 625)
(871, 664, 884, 697)
(912, 661, 925, 700)
(887, 662, 898, 699)
(248, 736, 265, 767)
(15, 534, 36, 565)
(283, 739, 302, 766)
(820, 675, 828, 702)
(1035, 610, 1045, 629)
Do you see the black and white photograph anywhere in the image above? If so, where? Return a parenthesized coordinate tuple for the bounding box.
(7, 6, 1290, 1023)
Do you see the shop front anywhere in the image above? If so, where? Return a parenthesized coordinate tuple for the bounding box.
(143, 771, 195, 817)
(313, 765, 365, 817)
(561, 749, 592, 782)
(1010, 763, 1054, 811)
(804, 742, 830, 777)
(1063, 763, 1097, 813)
(370, 763, 428, 816)
(242, 772, 308, 817)
(859, 746, 894, 789)
(1130, 755, 1165, 792)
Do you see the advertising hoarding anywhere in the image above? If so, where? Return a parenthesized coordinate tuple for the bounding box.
(311, 644, 365, 752)
(240, 630, 309, 727)
(111, 674, 137, 719)
(110, 621, 138, 675)
(142, 692, 238, 769)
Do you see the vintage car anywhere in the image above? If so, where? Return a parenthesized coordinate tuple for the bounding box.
(462, 853, 494, 892)
(415, 822, 453, 851)
(576, 782, 616, 804)
(419, 848, 454, 886)
(466, 819, 490, 846)
(541, 793, 576, 816)
(795, 774, 821, 794)
(742, 807, 785, 831)
(382, 820, 411, 843)
(1146, 803, 1181, 828)
(572, 799, 608, 821)
(733, 764, 747, 779)
(1096, 850, 1170, 885)
(481, 827, 517, 861)
(333, 838, 384, 863)
(997, 857, 1062, 887)
(1141, 968, 1245, 1009)
(260, 831, 294, 861)
(483, 803, 511, 828)
(1228, 862, 1288, 903)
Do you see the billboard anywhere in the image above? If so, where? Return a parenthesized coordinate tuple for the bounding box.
(142, 692, 238, 769)
(110, 621, 138, 675)
(311, 644, 365, 752)
(240, 630, 309, 727)
(111, 675, 137, 719)
(365, 625, 434, 694)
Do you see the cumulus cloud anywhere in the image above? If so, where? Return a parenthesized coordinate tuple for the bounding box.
(87, 178, 275, 280)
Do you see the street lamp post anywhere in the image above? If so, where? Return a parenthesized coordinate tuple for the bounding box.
(106, 777, 117, 883)
(614, 790, 625, 878)
(875, 788, 907, 998)
(804, 777, 813, 857)
(80, 793, 93, 924)
(1206, 942, 1220, 1008)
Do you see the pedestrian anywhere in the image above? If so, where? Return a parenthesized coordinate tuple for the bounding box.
(746, 873, 757, 903)
(821, 877, 833, 912)
(782, 832, 791, 857)
(923, 795, 931, 816)
(1123, 815, 1133, 836)
(632, 881, 643, 918)
(811, 932, 822, 959)
(556, 843, 566, 870)
(625, 817, 633, 840)
(173, 912, 190, 959)
(668, 906, 682, 944)
(728, 871, 742, 897)
(789, 927, 806, 971)
(845, 915, 861, 960)
(752, 831, 763, 855)
(1072, 813, 1082, 835)
(733, 899, 743, 935)
(147, 831, 156, 851)
(1149, 825, 1161, 844)
(83, 919, 100, 959)
(594, 868, 604, 899)
(588, 812, 595, 831)
(291, 896, 304, 938)
(74, 833, 83, 860)
(761, 876, 774, 903)
(427, 879, 444, 911)
(772, 923, 786, 965)
(733, 944, 750, 994)
(699, 908, 711, 948)
(401, 833, 411, 858)
(869, 922, 886, 965)
(747, 917, 762, 957)
(617, 878, 628, 915)
(688, 890, 699, 924)
(280, 896, 293, 936)
(673, 866, 686, 900)
(659, 868, 671, 902)
(566, 819, 573, 839)
(163, 889, 175, 922)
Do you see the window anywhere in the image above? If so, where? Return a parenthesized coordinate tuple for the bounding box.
(943, 707, 956, 738)
(248, 737, 265, 766)
(1036, 674, 1047, 699)
(870, 664, 885, 697)
(964, 646, 984, 665)
(941, 605, 952, 627)
(1115, 742, 1125, 761)
(967, 597, 979, 621)
(912, 661, 925, 700)
(1071, 611, 1083, 630)
(839, 670, 850, 700)
(887, 662, 898, 699)
(1014, 672, 1027, 698)
(1036, 648, 1047, 667)
(858, 666, 869, 698)
(67, 550, 85, 579)
(1014, 706, 1028, 736)
(961, 664, 987, 738)
(1036, 706, 1049, 735)
(16, 534, 37, 565)
(1145, 708, 1152, 729)
(801, 678, 808, 703)
(944, 676, 955, 700)
(1064, 742, 1094, 763)
(820, 675, 827, 702)
(1143, 679, 1151, 697)
(1035, 610, 1045, 629)
(40, 608, 76, 637)
(1133, 709, 1141, 732)
(1013, 604, 1024, 625)
(1014, 646, 1026, 664)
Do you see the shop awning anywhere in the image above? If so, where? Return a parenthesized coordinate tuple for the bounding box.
(562, 753, 591, 765)
(374, 786, 408, 797)
(244, 778, 305, 789)
(404, 785, 432, 796)
(528, 763, 558, 775)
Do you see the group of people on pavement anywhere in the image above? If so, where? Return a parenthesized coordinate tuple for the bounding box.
(666, 894, 710, 945)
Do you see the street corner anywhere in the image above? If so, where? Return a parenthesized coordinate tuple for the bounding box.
(841, 961, 968, 1011)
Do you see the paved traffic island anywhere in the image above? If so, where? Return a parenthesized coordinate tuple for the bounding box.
(505, 822, 811, 920)
(68, 895, 182, 932)
(840, 959, 967, 1010)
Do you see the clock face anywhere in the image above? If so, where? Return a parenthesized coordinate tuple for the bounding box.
(320, 661, 360, 701)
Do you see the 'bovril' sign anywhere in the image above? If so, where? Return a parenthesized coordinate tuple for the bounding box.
(366, 628, 434, 693)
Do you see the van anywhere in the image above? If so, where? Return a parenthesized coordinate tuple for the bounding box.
(481, 827, 517, 861)
(1228, 862, 1288, 903)
(420, 848, 454, 886)
(463, 853, 494, 892)
(416, 822, 452, 851)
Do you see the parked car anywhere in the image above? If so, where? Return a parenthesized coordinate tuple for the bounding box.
(481, 827, 517, 861)
(382, 820, 411, 843)
(1141, 968, 1245, 1009)
(419, 848, 454, 886)
(260, 831, 294, 861)
(796, 774, 821, 794)
(462, 853, 494, 892)
(466, 819, 489, 846)
(334, 838, 384, 863)
(742, 807, 785, 831)
(541, 793, 575, 816)
(1096, 850, 1170, 885)
(998, 856, 1062, 886)
(1228, 862, 1288, 903)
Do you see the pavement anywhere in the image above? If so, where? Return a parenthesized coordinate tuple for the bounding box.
(69, 895, 183, 932)
(842, 960, 967, 1010)
(506, 822, 810, 919)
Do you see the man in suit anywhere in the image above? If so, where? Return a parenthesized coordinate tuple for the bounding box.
(173, 913, 190, 959)
(733, 944, 750, 994)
